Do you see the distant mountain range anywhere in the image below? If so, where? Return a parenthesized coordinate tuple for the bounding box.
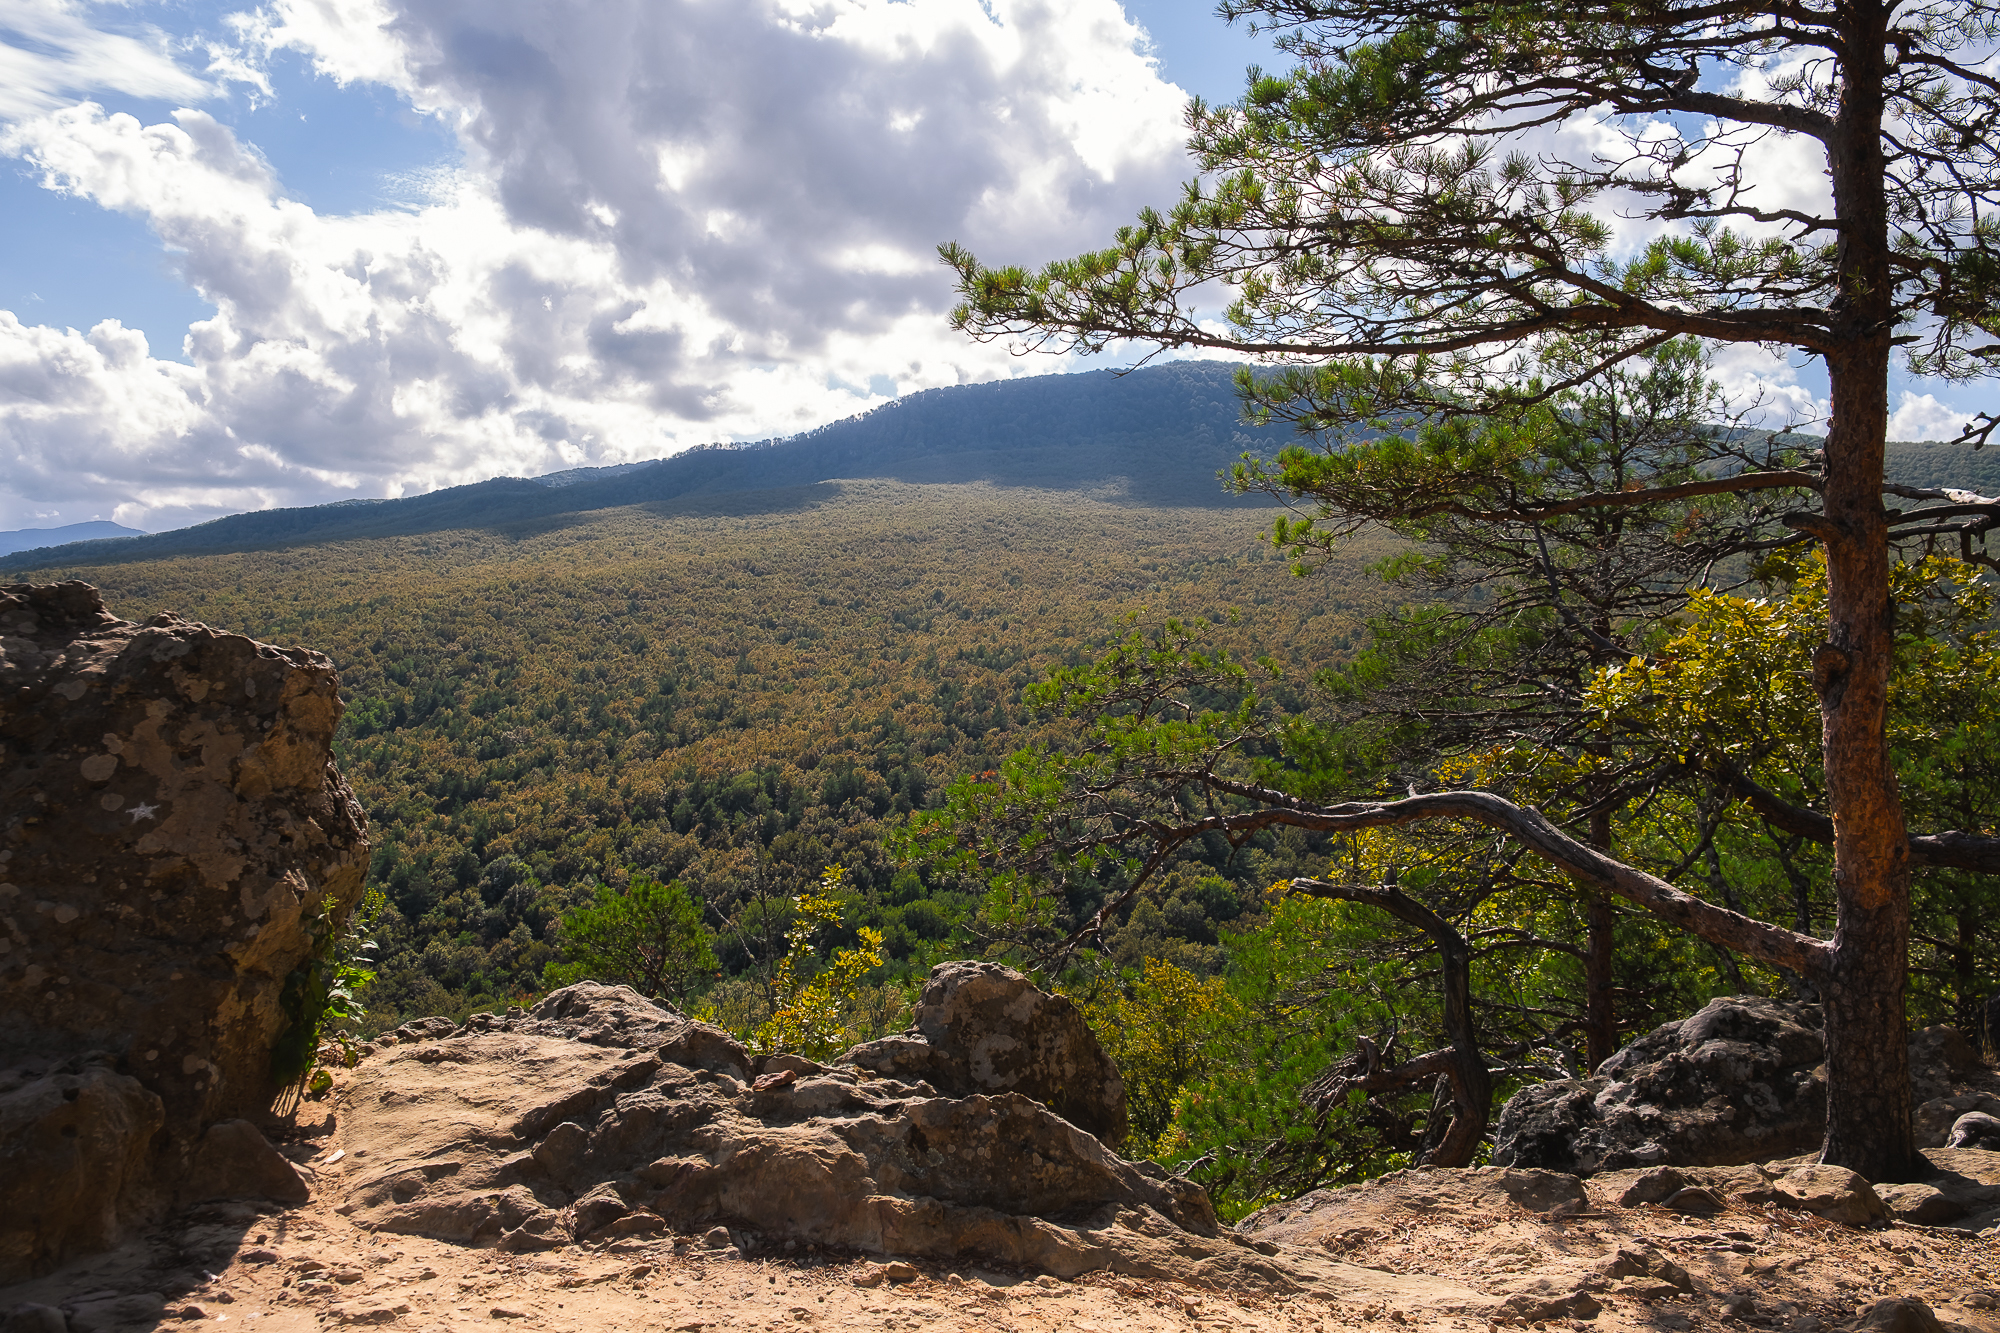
(5, 363, 1289, 570)
(6, 360, 1995, 571)
(0, 521, 146, 558)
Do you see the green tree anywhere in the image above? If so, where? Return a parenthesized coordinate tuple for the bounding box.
(545, 875, 718, 1005)
(1076, 958, 1238, 1155)
(753, 866, 889, 1060)
(943, 0, 2000, 1181)
(1589, 549, 2000, 1029)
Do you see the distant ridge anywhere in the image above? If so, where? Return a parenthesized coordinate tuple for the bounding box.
(6, 362, 1288, 570)
(0, 521, 146, 558)
(8, 361, 1997, 571)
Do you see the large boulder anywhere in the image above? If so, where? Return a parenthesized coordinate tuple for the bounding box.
(0, 1060, 165, 1279)
(840, 960, 1128, 1145)
(331, 979, 1256, 1281)
(1493, 996, 1828, 1174)
(0, 582, 369, 1276)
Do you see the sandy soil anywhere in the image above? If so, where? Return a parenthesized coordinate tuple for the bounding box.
(5, 1113, 1998, 1333)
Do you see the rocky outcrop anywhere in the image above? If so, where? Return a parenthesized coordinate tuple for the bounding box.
(1909, 1024, 1984, 1102)
(1493, 996, 1827, 1174)
(331, 978, 1252, 1281)
(1494, 998, 1998, 1176)
(840, 960, 1127, 1145)
(0, 582, 368, 1278)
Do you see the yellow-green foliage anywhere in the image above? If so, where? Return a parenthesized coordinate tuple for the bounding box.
(753, 866, 887, 1059)
(1076, 957, 1237, 1157)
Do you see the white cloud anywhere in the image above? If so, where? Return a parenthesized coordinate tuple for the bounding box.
(1888, 390, 1973, 442)
(0, 0, 1199, 530)
(1703, 341, 1828, 431)
(0, 0, 212, 120)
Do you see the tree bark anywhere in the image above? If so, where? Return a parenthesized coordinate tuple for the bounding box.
(1815, 0, 1920, 1183)
(1584, 890, 1617, 1071)
(1582, 807, 1617, 1072)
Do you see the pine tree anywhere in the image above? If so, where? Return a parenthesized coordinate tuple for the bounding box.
(943, 0, 2000, 1180)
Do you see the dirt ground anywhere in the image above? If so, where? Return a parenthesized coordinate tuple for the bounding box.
(7, 1105, 1999, 1333)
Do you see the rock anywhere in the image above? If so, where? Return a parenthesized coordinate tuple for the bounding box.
(0, 1061, 165, 1282)
(701, 1226, 732, 1249)
(1947, 1111, 2000, 1150)
(333, 1299, 411, 1324)
(841, 961, 1127, 1145)
(572, 1183, 630, 1239)
(0, 582, 369, 1274)
(1916, 1145, 2000, 1226)
(1596, 1245, 1692, 1291)
(1876, 1183, 1966, 1225)
(1859, 1297, 1945, 1333)
(1915, 1095, 2000, 1149)
(1953, 1204, 2000, 1236)
(183, 1119, 311, 1205)
(1617, 1167, 1686, 1207)
(881, 1261, 919, 1283)
(1, 1305, 68, 1333)
(1766, 1164, 1886, 1226)
(497, 1208, 570, 1253)
(1238, 1165, 1587, 1250)
(331, 979, 1265, 1282)
(1497, 1282, 1602, 1322)
(68, 1293, 166, 1333)
(532, 1122, 590, 1176)
(1493, 996, 1827, 1174)
(1909, 1027, 1983, 1102)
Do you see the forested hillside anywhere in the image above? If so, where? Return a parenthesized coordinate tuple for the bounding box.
(27, 481, 1396, 1034)
(5, 356, 1989, 570)
(3, 363, 1287, 568)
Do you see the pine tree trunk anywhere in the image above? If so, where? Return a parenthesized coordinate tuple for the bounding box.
(1583, 791, 1617, 1070)
(1584, 890, 1617, 1071)
(1817, 1, 1919, 1182)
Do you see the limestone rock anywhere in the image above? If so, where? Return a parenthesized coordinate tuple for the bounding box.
(182, 1119, 311, 1206)
(841, 961, 1127, 1145)
(1492, 996, 1827, 1174)
(0, 582, 368, 1275)
(333, 981, 1255, 1282)
(0, 582, 369, 1124)
(0, 1060, 164, 1281)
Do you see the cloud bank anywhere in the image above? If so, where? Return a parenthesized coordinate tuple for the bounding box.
(0, 0, 1193, 531)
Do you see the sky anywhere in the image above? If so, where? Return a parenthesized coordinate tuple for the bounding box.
(0, 0, 1986, 535)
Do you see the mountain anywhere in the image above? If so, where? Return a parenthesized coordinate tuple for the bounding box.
(3, 362, 1287, 571)
(0, 521, 145, 558)
(9, 358, 1997, 572)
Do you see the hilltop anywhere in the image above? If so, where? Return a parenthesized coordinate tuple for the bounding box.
(2, 362, 1288, 570)
(8, 359, 1996, 571)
